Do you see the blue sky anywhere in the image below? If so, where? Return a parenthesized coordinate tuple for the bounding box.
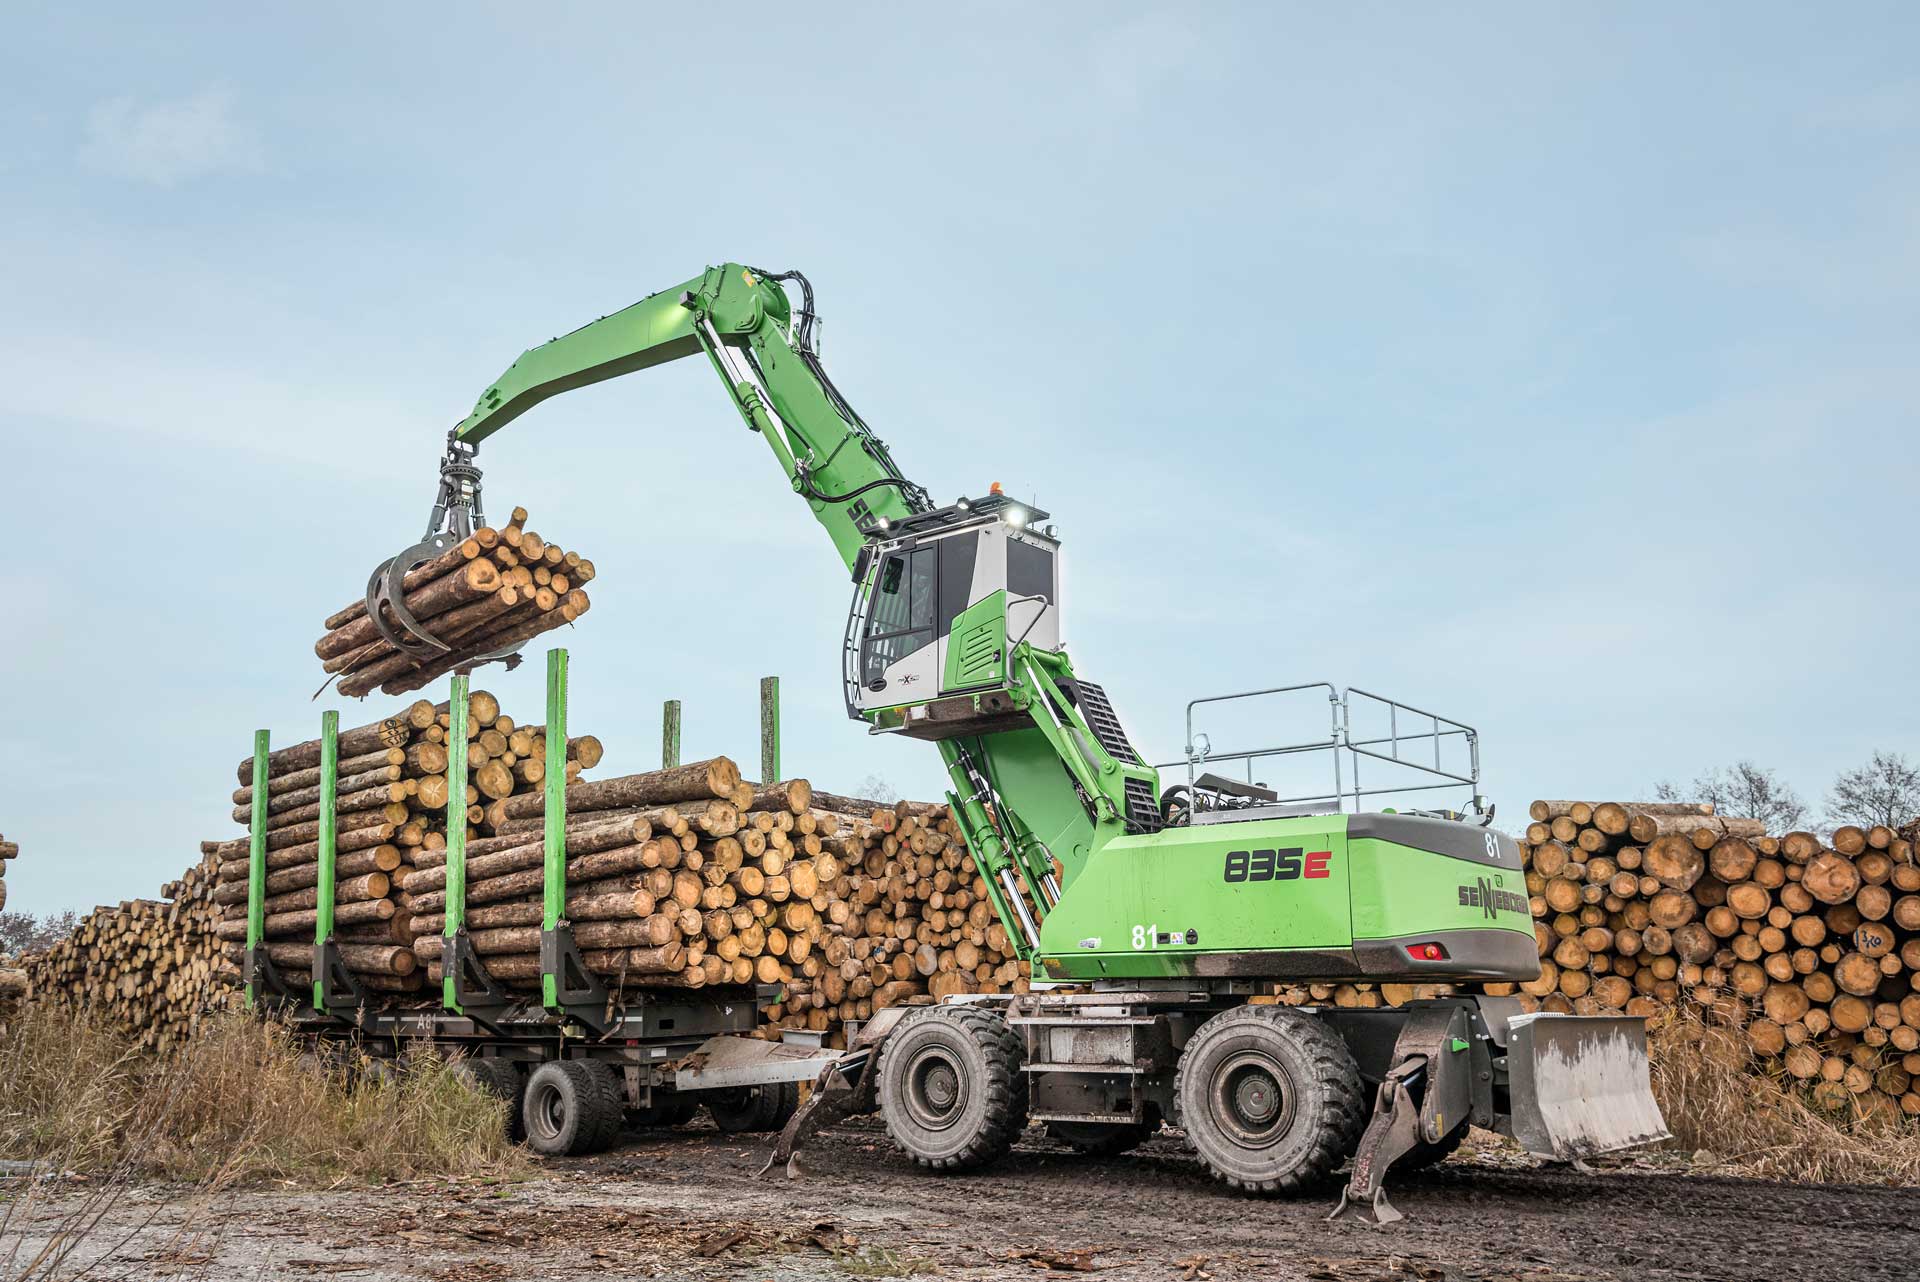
(2, 6, 1916, 915)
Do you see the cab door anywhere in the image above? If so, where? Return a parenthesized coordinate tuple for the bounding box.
(858, 545, 939, 708)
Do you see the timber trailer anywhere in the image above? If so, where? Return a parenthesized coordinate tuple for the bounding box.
(267, 263, 1669, 1222)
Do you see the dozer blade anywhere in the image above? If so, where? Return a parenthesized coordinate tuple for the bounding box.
(1504, 1013, 1670, 1161)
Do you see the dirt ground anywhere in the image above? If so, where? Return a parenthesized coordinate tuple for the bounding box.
(7, 1117, 1917, 1282)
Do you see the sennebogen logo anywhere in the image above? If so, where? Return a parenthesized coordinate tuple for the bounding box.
(1458, 875, 1527, 920)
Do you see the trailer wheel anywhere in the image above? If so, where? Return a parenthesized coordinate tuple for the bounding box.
(456, 1057, 525, 1141)
(1045, 1119, 1153, 1156)
(523, 1061, 613, 1157)
(704, 1081, 799, 1134)
(877, 1005, 1027, 1170)
(576, 1059, 626, 1154)
(1174, 1006, 1364, 1194)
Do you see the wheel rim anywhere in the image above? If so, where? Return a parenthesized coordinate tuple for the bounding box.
(1208, 1049, 1296, 1148)
(528, 1082, 565, 1142)
(901, 1044, 968, 1132)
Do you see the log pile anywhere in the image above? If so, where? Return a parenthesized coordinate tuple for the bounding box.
(405, 762, 1029, 1045)
(207, 691, 602, 998)
(1496, 799, 1920, 1119)
(22, 854, 235, 1049)
(315, 507, 596, 697)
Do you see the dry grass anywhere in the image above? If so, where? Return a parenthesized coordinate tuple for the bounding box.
(1648, 1009, 1920, 1186)
(0, 1006, 522, 1185)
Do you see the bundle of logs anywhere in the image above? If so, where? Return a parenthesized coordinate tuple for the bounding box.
(206, 691, 601, 998)
(1496, 800, 1920, 1120)
(402, 758, 1028, 1046)
(22, 858, 233, 1050)
(315, 507, 595, 697)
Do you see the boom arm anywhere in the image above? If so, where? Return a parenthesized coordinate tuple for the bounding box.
(454, 264, 929, 570)
(435, 263, 1158, 969)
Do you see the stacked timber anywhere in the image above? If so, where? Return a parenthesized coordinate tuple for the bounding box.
(206, 691, 602, 999)
(1499, 799, 1920, 1119)
(23, 859, 236, 1050)
(316, 506, 596, 697)
(406, 763, 1029, 1046)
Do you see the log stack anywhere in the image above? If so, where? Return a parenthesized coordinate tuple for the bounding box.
(1496, 799, 1920, 1120)
(404, 762, 1029, 1047)
(206, 691, 602, 998)
(22, 858, 237, 1050)
(316, 507, 596, 697)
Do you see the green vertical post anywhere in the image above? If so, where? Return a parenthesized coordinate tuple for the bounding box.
(541, 648, 569, 1008)
(441, 675, 471, 1012)
(244, 730, 270, 1007)
(662, 699, 681, 769)
(760, 675, 781, 783)
(312, 710, 340, 1010)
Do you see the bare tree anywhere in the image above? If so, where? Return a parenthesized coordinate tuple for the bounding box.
(854, 773, 899, 804)
(1825, 751, 1920, 831)
(1653, 761, 1808, 830)
(0, 909, 78, 955)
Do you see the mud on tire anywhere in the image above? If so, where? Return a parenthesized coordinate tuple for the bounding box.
(877, 1005, 1028, 1170)
(1173, 1005, 1364, 1194)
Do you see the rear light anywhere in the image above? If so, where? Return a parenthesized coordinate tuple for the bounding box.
(1408, 942, 1449, 962)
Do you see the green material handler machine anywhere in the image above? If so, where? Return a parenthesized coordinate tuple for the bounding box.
(375, 264, 1666, 1221)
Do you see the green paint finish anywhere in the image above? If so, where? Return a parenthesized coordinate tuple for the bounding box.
(542, 649, 569, 1009)
(759, 675, 780, 783)
(1038, 816, 1353, 978)
(312, 711, 340, 1010)
(441, 675, 471, 1012)
(1345, 834, 1536, 944)
(455, 264, 916, 572)
(941, 591, 1007, 691)
(244, 730, 270, 1008)
(662, 699, 681, 769)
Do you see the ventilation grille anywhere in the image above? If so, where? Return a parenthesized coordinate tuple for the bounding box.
(1069, 681, 1143, 766)
(1124, 778, 1160, 831)
(953, 620, 1002, 686)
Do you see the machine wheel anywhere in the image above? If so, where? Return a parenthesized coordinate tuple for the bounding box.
(631, 1092, 701, 1129)
(1045, 1119, 1153, 1156)
(523, 1060, 619, 1157)
(455, 1056, 525, 1141)
(705, 1081, 800, 1134)
(1173, 1006, 1365, 1194)
(877, 1005, 1028, 1170)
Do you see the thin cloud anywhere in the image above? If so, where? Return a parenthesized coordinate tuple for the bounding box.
(78, 87, 263, 186)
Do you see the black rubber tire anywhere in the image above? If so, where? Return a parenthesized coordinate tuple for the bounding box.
(705, 1081, 800, 1134)
(1396, 1117, 1468, 1171)
(575, 1059, 626, 1154)
(522, 1061, 608, 1157)
(456, 1057, 525, 1142)
(877, 1005, 1027, 1171)
(1045, 1119, 1154, 1156)
(631, 1092, 701, 1129)
(1173, 1006, 1365, 1194)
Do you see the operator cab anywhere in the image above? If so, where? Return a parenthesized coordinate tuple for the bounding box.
(845, 493, 1061, 738)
